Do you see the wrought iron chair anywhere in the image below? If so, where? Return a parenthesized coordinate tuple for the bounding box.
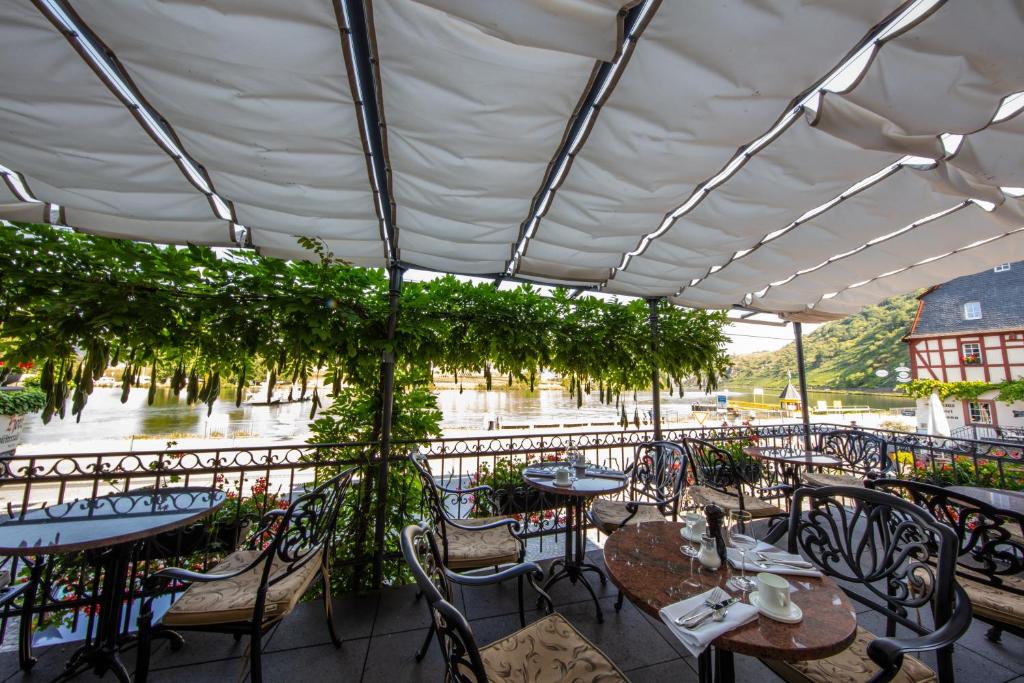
(0, 557, 37, 671)
(410, 451, 525, 573)
(868, 477, 1024, 644)
(762, 485, 972, 683)
(801, 429, 892, 488)
(587, 441, 687, 534)
(409, 452, 551, 660)
(134, 469, 355, 683)
(680, 437, 786, 521)
(400, 524, 629, 683)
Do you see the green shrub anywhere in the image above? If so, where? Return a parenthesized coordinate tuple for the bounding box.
(0, 388, 46, 415)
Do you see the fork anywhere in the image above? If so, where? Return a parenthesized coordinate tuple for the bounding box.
(673, 586, 727, 625)
(754, 551, 812, 568)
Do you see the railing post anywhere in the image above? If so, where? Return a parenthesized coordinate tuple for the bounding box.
(648, 298, 663, 441)
(793, 322, 812, 451)
(373, 263, 404, 588)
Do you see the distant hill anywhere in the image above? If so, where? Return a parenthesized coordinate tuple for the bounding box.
(728, 293, 919, 389)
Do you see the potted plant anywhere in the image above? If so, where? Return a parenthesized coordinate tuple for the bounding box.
(470, 454, 567, 516)
(961, 353, 981, 365)
(0, 386, 46, 460)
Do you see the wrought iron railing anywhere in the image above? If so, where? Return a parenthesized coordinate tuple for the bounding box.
(0, 421, 1020, 646)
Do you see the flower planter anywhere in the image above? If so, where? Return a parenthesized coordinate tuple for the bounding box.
(490, 486, 567, 516)
(0, 413, 26, 459)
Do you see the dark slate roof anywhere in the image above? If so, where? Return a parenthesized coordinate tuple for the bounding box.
(779, 382, 800, 400)
(910, 260, 1024, 337)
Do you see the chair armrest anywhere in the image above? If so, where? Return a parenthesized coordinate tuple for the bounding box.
(761, 517, 789, 545)
(443, 561, 544, 587)
(444, 516, 518, 532)
(145, 558, 263, 588)
(866, 584, 973, 666)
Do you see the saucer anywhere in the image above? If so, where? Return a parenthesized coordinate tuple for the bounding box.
(748, 591, 803, 623)
(680, 527, 705, 542)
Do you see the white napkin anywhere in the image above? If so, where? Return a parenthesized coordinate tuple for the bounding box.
(658, 589, 759, 657)
(726, 542, 822, 577)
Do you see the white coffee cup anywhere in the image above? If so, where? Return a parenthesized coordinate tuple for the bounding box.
(683, 512, 706, 537)
(554, 469, 571, 486)
(756, 572, 792, 613)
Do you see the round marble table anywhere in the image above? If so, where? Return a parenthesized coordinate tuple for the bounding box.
(0, 488, 226, 682)
(744, 446, 842, 489)
(947, 485, 1024, 515)
(522, 463, 627, 622)
(603, 521, 856, 683)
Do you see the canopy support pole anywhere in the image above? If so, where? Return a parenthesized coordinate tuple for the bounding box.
(648, 298, 662, 441)
(373, 263, 404, 587)
(793, 322, 812, 451)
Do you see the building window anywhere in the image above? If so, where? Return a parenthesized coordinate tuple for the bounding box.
(994, 263, 1011, 272)
(963, 301, 982, 320)
(967, 401, 994, 425)
(961, 342, 982, 365)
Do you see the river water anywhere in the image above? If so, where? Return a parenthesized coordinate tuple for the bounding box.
(18, 384, 915, 452)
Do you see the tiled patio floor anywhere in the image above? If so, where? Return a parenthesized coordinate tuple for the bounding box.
(1, 546, 1021, 683)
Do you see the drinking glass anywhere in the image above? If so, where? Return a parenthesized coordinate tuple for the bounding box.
(726, 510, 756, 592)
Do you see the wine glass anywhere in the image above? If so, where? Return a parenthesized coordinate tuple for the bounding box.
(726, 510, 757, 592)
(679, 512, 701, 558)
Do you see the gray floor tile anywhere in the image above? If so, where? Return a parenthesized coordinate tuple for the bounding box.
(623, 657, 699, 682)
(265, 592, 378, 652)
(360, 627, 444, 683)
(373, 583, 447, 636)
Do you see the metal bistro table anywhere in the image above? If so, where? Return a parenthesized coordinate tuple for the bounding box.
(522, 463, 626, 622)
(0, 487, 225, 682)
(744, 446, 841, 490)
(604, 521, 856, 683)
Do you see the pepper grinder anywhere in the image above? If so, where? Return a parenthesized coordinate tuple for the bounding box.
(703, 504, 728, 568)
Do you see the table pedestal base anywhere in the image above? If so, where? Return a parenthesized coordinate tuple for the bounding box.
(697, 647, 736, 683)
(540, 497, 606, 623)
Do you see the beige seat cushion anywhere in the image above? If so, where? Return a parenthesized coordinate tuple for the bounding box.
(960, 571, 1024, 629)
(763, 626, 936, 683)
(800, 472, 865, 488)
(589, 498, 666, 534)
(687, 485, 784, 519)
(163, 549, 321, 627)
(480, 612, 628, 683)
(446, 517, 521, 570)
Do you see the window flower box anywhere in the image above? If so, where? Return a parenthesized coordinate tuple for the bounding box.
(961, 354, 981, 365)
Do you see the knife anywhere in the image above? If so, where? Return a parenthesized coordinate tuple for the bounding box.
(678, 597, 739, 629)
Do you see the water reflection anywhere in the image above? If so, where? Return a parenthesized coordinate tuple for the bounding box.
(19, 384, 913, 450)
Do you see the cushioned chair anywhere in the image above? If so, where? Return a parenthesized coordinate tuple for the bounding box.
(410, 452, 551, 660)
(762, 486, 972, 683)
(681, 438, 786, 521)
(411, 452, 524, 571)
(801, 429, 891, 488)
(134, 469, 355, 683)
(587, 441, 687, 535)
(0, 557, 37, 671)
(868, 478, 1024, 644)
(400, 524, 629, 683)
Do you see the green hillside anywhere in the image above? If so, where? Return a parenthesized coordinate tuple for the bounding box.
(729, 293, 919, 389)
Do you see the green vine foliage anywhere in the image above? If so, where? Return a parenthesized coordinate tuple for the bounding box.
(899, 378, 1024, 403)
(305, 366, 441, 591)
(0, 222, 731, 423)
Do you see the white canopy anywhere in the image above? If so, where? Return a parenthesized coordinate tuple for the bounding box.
(1, 0, 1022, 320)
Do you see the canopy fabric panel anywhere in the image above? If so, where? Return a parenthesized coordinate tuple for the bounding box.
(409, 0, 625, 61)
(621, 107, 910, 291)
(948, 111, 1024, 188)
(753, 202, 1005, 309)
(0, 1, 221, 225)
(61, 210, 232, 247)
(371, 0, 620, 274)
(519, 0, 905, 278)
(253, 229, 383, 267)
(841, 0, 1024, 135)
(70, 0, 381, 257)
(677, 165, 974, 306)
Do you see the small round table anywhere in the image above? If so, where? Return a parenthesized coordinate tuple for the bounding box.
(522, 464, 626, 622)
(0, 487, 226, 682)
(947, 485, 1024, 515)
(604, 521, 856, 683)
(744, 446, 841, 489)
